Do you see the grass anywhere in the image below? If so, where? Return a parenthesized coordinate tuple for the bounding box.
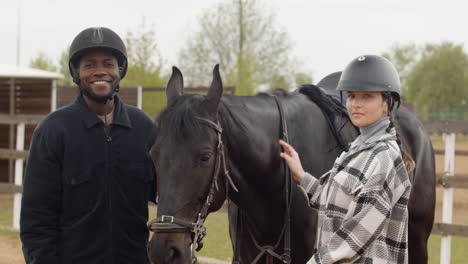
(428, 235, 468, 264)
(198, 210, 233, 261)
(0, 203, 19, 238)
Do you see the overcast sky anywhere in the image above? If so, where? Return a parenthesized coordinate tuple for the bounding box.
(1, 0, 466, 82)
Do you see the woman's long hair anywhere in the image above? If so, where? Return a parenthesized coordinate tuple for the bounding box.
(382, 92, 416, 173)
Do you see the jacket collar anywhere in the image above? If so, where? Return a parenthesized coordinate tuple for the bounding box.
(348, 124, 396, 154)
(75, 93, 132, 129)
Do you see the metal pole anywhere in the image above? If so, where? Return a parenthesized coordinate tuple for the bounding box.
(440, 133, 455, 264)
(8, 78, 15, 186)
(51, 80, 57, 111)
(13, 122, 25, 230)
(137, 86, 143, 110)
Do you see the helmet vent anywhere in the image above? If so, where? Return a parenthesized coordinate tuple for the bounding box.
(357, 56, 366, 61)
(92, 27, 104, 44)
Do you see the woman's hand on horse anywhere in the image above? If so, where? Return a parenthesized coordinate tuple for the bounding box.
(279, 140, 305, 183)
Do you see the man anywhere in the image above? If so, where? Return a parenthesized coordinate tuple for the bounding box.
(20, 27, 156, 264)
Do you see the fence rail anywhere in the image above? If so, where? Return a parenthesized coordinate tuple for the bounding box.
(0, 114, 44, 125)
(436, 174, 468, 189)
(422, 120, 468, 134)
(0, 149, 28, 160)
(0, 183, 22, 193)
(432, 223, 468, 237)
(434, 149, 468, 156)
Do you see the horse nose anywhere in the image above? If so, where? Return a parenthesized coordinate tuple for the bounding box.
(165, 247, 179, 263)
(148, 234, 189, 264)
(149, 245, 180, 264)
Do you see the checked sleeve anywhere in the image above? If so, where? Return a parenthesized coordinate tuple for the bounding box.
(299, 172, 325, 209)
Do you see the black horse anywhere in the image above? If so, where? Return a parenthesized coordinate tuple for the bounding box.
(148, 66, 435, 263)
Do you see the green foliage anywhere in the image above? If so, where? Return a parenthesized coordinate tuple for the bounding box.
(29, 52, 58, 72)
(178, 0, 296, 95)
(142, 91, 167, 118)
(405, 42, 468, 107)
(121, 21, 168, 87)
(382, 42, 419, 88)
(57, 47, 74, 85)
(295, 72, 314, 87)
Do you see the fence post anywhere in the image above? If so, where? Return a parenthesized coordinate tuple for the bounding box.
(13, 122, 25, 230)
(440, 133, 455, 264)
(51, 79, 57, 111)
(137, 86, 143, 110)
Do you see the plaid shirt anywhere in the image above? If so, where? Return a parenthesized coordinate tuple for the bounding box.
(300, 127, 411, 264)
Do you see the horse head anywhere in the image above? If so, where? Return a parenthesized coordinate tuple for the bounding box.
(147, 65, 230, 264)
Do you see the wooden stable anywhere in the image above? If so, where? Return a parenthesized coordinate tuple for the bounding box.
(0, 65, 63, 185)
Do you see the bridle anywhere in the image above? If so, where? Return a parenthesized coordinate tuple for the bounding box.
(149, 95, 293, 264)
(231, 95, 293, 264)
(147, 117, 238, 264)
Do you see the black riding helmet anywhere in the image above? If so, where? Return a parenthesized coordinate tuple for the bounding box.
(69, 27, 127, 83)
(68, 27, 127, 103)
(336, 55, 401, 108)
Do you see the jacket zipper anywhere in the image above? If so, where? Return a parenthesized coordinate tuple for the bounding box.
(104, 124, 113, 263)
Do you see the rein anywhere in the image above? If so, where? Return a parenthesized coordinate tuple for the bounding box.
(147, 117, 238, 264)
(233, 95, 293, 264)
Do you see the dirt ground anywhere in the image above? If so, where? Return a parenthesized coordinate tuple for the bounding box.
(0, 139, 467, 264)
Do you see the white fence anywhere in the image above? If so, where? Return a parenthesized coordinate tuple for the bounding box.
(431, 133, 468, 264)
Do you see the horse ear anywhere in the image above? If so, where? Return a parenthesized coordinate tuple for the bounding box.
(206, 64, 223, 113)
(166, 66, 184, 105)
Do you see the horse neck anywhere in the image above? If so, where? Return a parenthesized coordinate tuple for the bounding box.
(218, 95, 287, 230)
(219, 95, 285, 187)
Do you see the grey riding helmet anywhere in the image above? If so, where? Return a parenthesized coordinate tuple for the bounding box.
(68, 27, 128, 84)
(336, 55, 401, 103)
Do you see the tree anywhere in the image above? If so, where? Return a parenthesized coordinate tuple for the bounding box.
(121, 21, 167, 87)
(178, 0, 296, 95)
(382, 43, 419, 89)
(57, 47, 74, 85)
(30, 52, 58, 72)
(295, 72, 314, 87)
(405, 42, 468, 107)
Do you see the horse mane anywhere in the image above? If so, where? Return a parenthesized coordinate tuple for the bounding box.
(298, 84, 351, 151)
(298, 84, 348, 117)
(157, 94, 206, 141)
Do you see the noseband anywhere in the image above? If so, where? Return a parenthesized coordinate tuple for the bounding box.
(147, 117, 238, 263)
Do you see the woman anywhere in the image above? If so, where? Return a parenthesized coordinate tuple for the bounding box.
(280, 55, 413, 264)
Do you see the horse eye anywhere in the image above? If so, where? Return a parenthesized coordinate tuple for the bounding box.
(199, 153, 212, 165)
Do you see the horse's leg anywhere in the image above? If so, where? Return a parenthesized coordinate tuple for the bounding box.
(407, 189, 435, 264)
(408, 217, 428, 263)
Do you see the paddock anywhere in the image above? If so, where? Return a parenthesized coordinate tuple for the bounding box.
(0, 84, 466, 263)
